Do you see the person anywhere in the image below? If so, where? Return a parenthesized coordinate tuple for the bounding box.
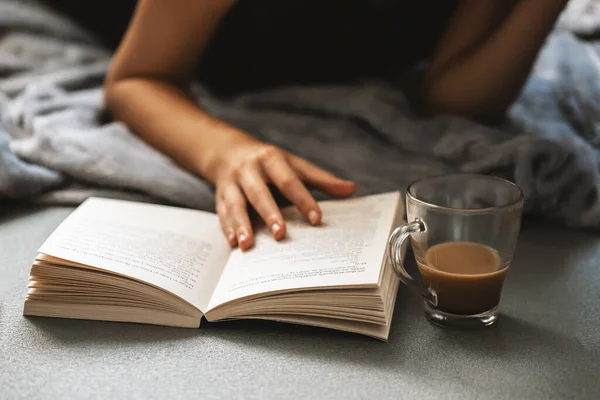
(103, 0, 567, 250)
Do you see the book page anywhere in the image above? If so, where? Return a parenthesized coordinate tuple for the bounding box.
(38, 198, 231, 312)
(207, 192, 401, 310)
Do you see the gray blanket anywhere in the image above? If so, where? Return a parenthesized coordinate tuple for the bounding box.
(1, 0, 600, 230)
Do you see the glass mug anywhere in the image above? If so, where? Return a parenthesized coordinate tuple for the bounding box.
(388, 173, 524, 328)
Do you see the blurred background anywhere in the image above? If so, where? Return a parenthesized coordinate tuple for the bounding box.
(1, 0, 600, 229)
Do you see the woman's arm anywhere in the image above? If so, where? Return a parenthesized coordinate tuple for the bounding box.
(105, 0, 238, 178)
(105, 0, 356, 250)
(423, 0, 568, 123)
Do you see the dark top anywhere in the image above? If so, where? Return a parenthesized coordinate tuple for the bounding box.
(45, 0, 458, 96)
(198, 0, 458, 96)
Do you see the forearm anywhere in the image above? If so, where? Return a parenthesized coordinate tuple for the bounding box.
(424, 0, 567, 122)
(105, 77, 248, 182)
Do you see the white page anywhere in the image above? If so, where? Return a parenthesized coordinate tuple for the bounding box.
(38, 198, 231, 312)
(207, 192, 401, 310)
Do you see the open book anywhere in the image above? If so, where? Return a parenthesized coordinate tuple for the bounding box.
(23, 191, 404, 340)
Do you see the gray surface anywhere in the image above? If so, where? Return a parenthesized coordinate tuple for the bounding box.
(1, 205, 600, 400)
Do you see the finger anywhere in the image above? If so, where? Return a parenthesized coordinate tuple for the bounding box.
(238, 166, 286, 240)
(288, 156, 357, 197)
(263, 156, 322, 226)
(216, 194, 238, 248)
(218, 183, 255, 250)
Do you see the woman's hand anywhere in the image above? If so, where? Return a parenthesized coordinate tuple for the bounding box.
(205, 133, 356, 251)
(103, 0, 355, 249)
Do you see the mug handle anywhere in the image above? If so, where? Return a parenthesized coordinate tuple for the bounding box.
(388, 219, 438, 307)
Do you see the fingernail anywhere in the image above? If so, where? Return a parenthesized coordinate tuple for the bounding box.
(238, 233, 247, 243)
(271, 223, 281, 236)
(227, 233, 236, 245)
(308, 210, 320, 225)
